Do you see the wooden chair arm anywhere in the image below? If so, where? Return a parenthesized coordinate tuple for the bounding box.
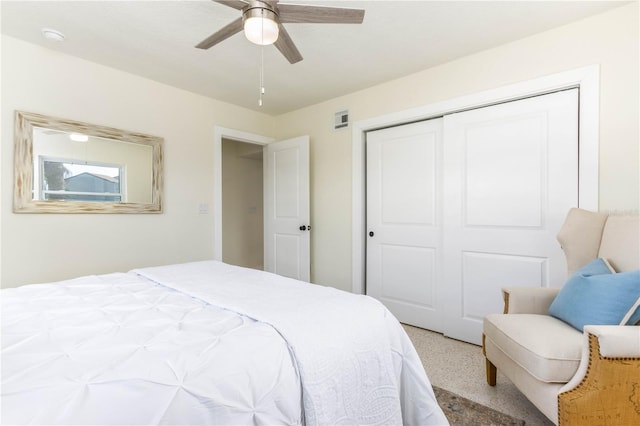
(558, 325, 640, 425)
(502, 287, 560, 314)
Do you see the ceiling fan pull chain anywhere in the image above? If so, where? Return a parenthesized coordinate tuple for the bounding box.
(259, 44, 265, 107)
(259, 10, 265, 107)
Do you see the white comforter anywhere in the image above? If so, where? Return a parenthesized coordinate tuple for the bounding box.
(2, 261, 447, 425)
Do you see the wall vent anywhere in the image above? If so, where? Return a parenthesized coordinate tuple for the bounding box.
(334, 110, 349, 130)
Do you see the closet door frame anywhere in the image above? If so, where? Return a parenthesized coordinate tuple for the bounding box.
(351, 64, 600, 295)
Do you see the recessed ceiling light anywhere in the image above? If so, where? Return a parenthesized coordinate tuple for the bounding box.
(41, 28, 65, 42)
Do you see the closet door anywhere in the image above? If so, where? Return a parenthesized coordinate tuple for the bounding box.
(366, 119, 444, 332)
(441, 89, 579, 344)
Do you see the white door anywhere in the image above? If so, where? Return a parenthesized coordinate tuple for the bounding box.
(366, 89, 579, 345)
(366, 119, 444, 331)
(264, 136, 310, 281)
(441, 89, 578, 344)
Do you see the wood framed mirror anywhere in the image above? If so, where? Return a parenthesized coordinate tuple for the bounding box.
(14, 111, 163, 213)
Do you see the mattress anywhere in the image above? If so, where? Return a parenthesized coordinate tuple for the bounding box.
(2, 261, 447, 425)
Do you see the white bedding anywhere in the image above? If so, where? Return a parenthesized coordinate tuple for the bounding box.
(2, 261, 447, 425)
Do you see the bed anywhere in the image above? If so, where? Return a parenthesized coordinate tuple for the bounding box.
(2, 260, 448, 425)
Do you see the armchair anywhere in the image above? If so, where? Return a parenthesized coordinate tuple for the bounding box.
(482, 208, 640, 425)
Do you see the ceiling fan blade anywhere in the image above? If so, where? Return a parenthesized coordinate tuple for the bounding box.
(213, 0, 249, 11)
(195, 17, 243, 49)
(274, 24, 303, 64)
(278, 4, 365, 24)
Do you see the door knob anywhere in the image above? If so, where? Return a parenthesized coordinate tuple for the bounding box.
(300, 225, 307, 231)
(369, 231, 374, 237)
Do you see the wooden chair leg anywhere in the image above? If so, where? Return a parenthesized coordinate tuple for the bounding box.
(486, 359, 497, 386)
(482, 334, 497, 386)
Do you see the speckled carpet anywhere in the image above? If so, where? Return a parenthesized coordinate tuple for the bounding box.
(434, 386, 526, 425)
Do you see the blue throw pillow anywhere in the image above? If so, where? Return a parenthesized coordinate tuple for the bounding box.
(571, 257, 614, 276)
(548, 258, 640, 330)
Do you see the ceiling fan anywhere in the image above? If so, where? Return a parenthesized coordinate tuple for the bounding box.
(196, 0, 365, 64)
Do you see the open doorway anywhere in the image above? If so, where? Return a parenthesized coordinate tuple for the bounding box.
(221, 138, 264, 270)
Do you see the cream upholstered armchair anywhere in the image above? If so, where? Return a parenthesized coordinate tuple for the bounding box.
(482, 208, 640, 425)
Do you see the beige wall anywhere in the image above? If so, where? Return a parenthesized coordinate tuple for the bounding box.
(221, 139, 264, 270)
(1, 36, 273, 288)
(1, 4, 637, 291)
(272, 3, 639, 292)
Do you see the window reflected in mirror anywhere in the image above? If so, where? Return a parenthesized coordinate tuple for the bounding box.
(39, 158, 123, 202)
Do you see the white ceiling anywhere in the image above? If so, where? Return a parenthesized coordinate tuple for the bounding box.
(1, 0, 627, 115)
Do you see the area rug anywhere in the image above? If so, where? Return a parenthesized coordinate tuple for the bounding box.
(433, 386, 526, 425)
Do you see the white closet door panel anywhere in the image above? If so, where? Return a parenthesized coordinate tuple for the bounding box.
(380, 245, 436, 304)
(462, 252, 547, 319)
(442, 89, 579, 345)
(464, 115, 545, 227)
(380, 137, 436, 225)
(366, 119, 444, 332)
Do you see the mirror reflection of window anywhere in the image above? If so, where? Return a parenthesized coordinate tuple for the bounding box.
(32, 126, 152, 204)
(39, 157, 124, 202)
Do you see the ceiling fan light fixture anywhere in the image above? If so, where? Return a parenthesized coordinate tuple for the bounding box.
(243, 8, 279, 45)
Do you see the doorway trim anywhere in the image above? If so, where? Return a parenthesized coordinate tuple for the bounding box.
(351, 64, 600, 294)
(213, 126, 273, 260)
